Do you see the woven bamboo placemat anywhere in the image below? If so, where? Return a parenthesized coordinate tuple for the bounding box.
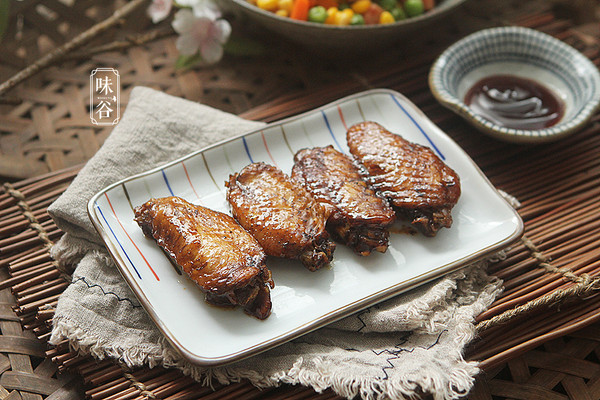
(1, 0, 600, 398)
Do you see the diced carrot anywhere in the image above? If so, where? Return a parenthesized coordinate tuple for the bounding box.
(363, 3, 383, 24)
(290, 0, 311, 20)
(422, 0, 434, 10)
(315, 0, 338, 9)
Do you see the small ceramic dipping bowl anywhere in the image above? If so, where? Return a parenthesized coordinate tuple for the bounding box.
(429, 26, 600, 143)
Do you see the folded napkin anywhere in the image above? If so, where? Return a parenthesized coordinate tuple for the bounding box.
(48, 87, 506, 400)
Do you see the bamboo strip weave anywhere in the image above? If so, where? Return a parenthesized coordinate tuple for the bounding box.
(1, 3, 600, 399)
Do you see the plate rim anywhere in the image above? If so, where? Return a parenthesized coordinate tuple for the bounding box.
(87, 88, 524, 366)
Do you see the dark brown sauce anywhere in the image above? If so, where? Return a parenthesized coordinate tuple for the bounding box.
(464, 75, 564, 130)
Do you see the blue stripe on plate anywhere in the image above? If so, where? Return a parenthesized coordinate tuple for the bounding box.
(390, 94, 445, 160)
(321, 110, 343, 151)
(242, 137, 254, 163)
(95, 202, 142, 279)
(161, 169, 174, 196)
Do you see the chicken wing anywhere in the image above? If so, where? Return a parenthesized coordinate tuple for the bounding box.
(292, 145, 395, 256)
(226, 162, 335, 271)
(347, 121, 461, 236)
(134, 196, 273, 320)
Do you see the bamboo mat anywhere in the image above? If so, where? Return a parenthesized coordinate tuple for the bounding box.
(1, 1, 600, 399)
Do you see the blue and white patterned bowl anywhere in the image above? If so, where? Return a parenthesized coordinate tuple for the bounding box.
(429, 26, 600, 143)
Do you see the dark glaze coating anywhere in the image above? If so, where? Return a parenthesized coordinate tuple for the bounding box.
(347, 121, 461, 237)
(464, 74, 564, 130)
(134, 196, 273, 319)
(292, 145, 395, 256)
(226, 162, 335, 271)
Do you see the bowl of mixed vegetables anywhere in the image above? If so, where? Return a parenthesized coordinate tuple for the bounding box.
(223, 0, 468, 53)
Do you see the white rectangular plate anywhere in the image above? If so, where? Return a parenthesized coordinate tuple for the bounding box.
(89, 89, 523, 366)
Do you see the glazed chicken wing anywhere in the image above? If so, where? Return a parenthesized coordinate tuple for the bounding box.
(134, 196, 273, 320)
(347, 121, 461, 236)
(292, 145, 395, 256)
(226, 162, 335, 271)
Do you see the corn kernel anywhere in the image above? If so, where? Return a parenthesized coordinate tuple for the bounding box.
(334, 8, 354, 25)
(257, 0, 278, 11)
(278, 0, 293, 13)
(379, 10, 395, 24)
(325, 7, 338, 24)
(276, 9, 289, 16)
(351, 0, 371, 14)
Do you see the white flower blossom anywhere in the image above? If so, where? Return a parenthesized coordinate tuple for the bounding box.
(175, 0, 221, 19)
(172, 8, 232, 64)
(147, 0, 173, 23)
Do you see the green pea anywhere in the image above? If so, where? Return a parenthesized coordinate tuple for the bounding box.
(391, 6, 406, 20)
(350, 14, 365, 25)
(404, 0, 424, 17)
(308, 6, 327, 23)
(379, 0, 397, 11)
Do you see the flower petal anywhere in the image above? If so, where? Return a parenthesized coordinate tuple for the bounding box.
(174, 0, 197, 6)
(188, 16, 212, 48)
(147, 0, 173, 23)
(192, 0, 221, 19)
(213, 19, 232, 44)
(200, 38, 224, 64)
(171, 9, 194, 34)
(176, 33, 200, 55)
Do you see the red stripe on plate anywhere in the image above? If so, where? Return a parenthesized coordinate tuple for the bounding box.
(105, 192, 160, 281)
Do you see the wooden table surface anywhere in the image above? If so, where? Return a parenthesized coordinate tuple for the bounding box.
(1, 0, 600, 399)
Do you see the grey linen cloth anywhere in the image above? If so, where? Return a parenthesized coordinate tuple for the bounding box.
(48, 86, 505, 400)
